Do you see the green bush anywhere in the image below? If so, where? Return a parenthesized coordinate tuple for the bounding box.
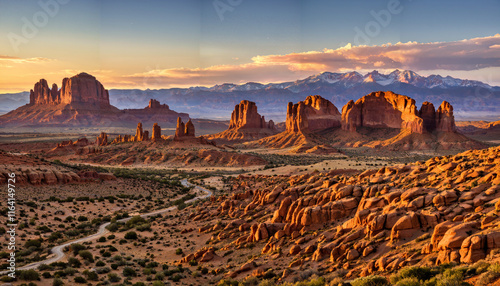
(395, 277, 421, 286)
(123, 266, 137, 277)
(108, 273, 121, 282)
(70, 243, 86, 255)
(351, 275, 389, 286)
(67, 257, 81, 268)
(78, 250, 94, 262)
(74, 276, 87, 283)
(477, 263, 500, 286)
(125, 231, 138, 239)
(391, 266, 434, 283)
(18, 269, 40, 281)
(52, 278, 64, 286)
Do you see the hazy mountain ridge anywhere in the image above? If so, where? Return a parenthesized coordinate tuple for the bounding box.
(2, 70, 499, 120)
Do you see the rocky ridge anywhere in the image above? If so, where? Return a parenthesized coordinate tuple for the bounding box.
(176, 145, 500, 281)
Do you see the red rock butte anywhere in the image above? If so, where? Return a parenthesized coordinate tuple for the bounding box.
(229, 100, 274, 130)
(29, 72, 111, 109)
(286, 95, 341, 133)
(341, 91, 456, 134)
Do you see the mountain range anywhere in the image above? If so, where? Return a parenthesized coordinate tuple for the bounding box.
(1, 70, 498, 121)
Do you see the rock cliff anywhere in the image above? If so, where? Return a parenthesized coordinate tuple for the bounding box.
(286, 95, 341, 133)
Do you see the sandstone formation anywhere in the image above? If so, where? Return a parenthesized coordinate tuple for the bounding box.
(174, 117, 196, 140)
(0, 74, 189, 128)
(147, 99, 170, 109)
(96, 132, 108, 146)
(135, 123, 144, 141)
(29, 79, 59, 105)
(341, 91, 457, 134)
(29, 73, 111, 109)
(341, 91, 423, 133)
(286, 95, 341, 133)
(152, 123, 162, 141)
(177, 145, 500, 281)
(436, 101, 456, 132)
(229, 100, 274, 130)
(110, 122, 150, 144)
(208, 100, 277, 142)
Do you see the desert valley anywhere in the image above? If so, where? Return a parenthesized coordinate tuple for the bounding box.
(0, 69, 499, 286)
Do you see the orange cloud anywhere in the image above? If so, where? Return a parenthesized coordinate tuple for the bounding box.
(120, 35, 500, 89)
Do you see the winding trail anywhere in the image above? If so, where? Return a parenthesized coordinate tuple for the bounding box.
(2, 179, 211, 273)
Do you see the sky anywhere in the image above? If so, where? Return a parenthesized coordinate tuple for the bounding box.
(0, 0, 499, 93)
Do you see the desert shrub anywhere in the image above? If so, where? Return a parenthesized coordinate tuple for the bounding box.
(18, 269, 40, 281)
(83, 270, 99, 281)
(350, 275, 389, 286)
(217, 279, 239, 286)
(94, 266, 111, 274)
(48, 231, 62, 242)
(106, 222, 120, 232)
(95, 260, 106, 266)
(175, 248, 183, 255)
(125, 231, 138, 239)
(24, 239, 42, 249)
(391, 266, 434, 283)
(70, 243, 86, 255)
(395, 277, 421, 286)
(258, 280, 277, 286)
(123, 266, 137, 277)
(67, 257, 81, 268)
(477, 263, 500, 286)
(78, 250, 94, 262)
(433, 267, 469, 286)
(52, 278, 64, 286)
(108, 273, 121, 282)
(74, 276, 87, 283)
(170, 273, 182, 282)
(126, 216, 147, 227)
(470, 260, 490, 275)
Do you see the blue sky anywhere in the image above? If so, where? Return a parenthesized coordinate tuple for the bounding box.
(0, 0, 499, 91)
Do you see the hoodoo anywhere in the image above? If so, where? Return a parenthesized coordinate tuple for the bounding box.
(175, 117, 196, 140)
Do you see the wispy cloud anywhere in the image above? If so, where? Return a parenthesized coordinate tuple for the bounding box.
(0, 55, 53, 65)
(120, 35, 500, 88)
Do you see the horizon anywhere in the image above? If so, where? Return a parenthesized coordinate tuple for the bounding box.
(0, 0, 499, 93)
(1, 68, 499, 95)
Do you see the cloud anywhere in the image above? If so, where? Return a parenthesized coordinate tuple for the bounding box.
(0, 55, 52, 64)
(120, 35, 500, 88)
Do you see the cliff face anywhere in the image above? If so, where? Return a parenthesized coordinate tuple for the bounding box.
(286, 95, 341, 133)
(229, 100, 274, 130)
(30, 73, 111, 109)
(341, 91, 457, 134)
(341, 91, 423, 133)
